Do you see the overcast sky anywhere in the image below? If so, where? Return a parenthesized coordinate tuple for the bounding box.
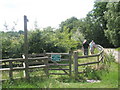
(0, 0, 95, 31)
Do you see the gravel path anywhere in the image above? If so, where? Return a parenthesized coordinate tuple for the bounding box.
(104, 48, 120, 63)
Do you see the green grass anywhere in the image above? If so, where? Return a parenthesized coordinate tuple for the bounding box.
(2, 62, 118, 88)
(115, 47, 120, 52)
(78, 48, 99, 56)
(2, 53, 118, 88)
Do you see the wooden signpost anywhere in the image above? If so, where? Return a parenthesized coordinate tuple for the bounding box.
(24, 15, 29, 79)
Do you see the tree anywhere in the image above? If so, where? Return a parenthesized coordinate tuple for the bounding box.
(79, 2, 114, 47)
(28, 30, 45, 53)
(2, 31, 24, 58)
(53, 29, 78, 51)
(104, 2, 120, 47)
(59, 17, 79, 39)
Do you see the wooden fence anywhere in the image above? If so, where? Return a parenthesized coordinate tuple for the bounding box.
(0, 53, 49, 80)
(0, 45, 104, 80)
(73, 45, 104, 79)
(0, 51, 72, 80)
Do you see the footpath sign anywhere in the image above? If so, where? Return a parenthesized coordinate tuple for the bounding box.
(51, 54, 61, 61)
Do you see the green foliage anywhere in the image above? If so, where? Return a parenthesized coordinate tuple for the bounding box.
(28, 26, 79, 54)
(104, 2, 120, 47)
(74, 2, 118, 48)
(28, 30, 45, 53)
(59, 17, 83, 45)
(53, 29, 78, 51)
(59, 17, 79, 33)
(79, 2, 114, 47)
(1, 31, 24, 58)
(28, 29, 69, 53)
(1, 25, 80, 58)
(79, 2, 120, 47)
(83, 66, 101, 80)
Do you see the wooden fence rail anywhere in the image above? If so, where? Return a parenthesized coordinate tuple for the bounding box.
(74, 44, 104, 79)
(0, 53, 49, 80)
(0, 52, 72, 80)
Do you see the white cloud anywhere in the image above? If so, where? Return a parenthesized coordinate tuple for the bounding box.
(0, 0, 95, 31)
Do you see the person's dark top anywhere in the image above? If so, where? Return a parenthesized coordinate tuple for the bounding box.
(83, 41, 89, 49)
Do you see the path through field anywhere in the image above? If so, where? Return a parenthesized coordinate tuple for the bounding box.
(104, 48, 120, 63)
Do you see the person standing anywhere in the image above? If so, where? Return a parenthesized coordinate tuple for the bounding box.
(82, 39, 89, 55)
(89, 40, 96, 54)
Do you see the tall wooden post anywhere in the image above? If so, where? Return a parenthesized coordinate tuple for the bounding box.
(43, 50, 49, 77)
(24, 15, 29, 79)
(74, 51, 78, 79)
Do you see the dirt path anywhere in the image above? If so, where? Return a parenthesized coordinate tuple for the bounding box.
(104, 48, 120, 63)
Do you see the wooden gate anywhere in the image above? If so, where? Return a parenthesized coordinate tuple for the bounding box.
(46, 52, 72, 76)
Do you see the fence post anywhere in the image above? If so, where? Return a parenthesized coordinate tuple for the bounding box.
(9, 61, 13, 80)
(24, 15, 29, 79)
(44, 59, 49, 77)
(69, 50, 72, 77)
(97, 55, 99, 69)
(43, 50, 46, 56)
(44, 51, 49, 77)
(74, 51, 78, 79)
